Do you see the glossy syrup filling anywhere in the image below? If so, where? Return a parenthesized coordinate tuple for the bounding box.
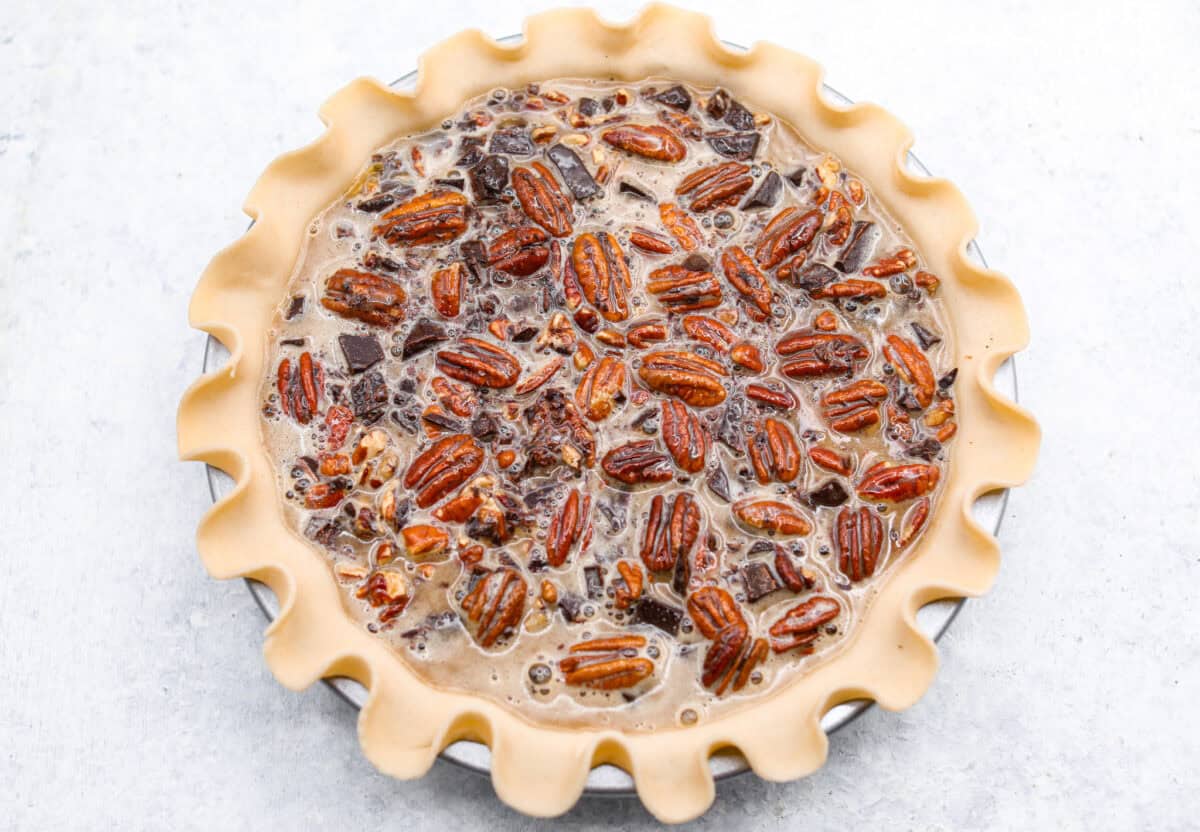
(260, 78, 958, 731)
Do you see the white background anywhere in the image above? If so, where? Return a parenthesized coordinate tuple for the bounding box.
(2, 1, 1198, 829)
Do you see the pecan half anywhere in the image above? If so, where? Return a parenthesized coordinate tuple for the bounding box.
(775, 546, 817, 593)
(627, 321, 669, 348)
(639, 493, 701, 572)
(687, 586, 763, 693)
(822, 379, 889, 432)
(884, 334, 936, 408)
(574, 355, 626, 421)
(835, 506, 885, 582)
(682, 314, 736, 352)
(430, 262, 465, 318)
(373, 190, 468, 246)
(808, 447, 852, 476)
(321, 269, 407, 327)
(573, 232, 632, 322)
(514, 356, 564, 395)
(512, 162, 573, 237)
(857, 463, 940, 502)
(754, 207, 822, 269)
(461, 568, 527, 648)
(436, 338, 520, 388)
(660, 399, 708, 473)
(614, 561, 645, 609)
(546, 487, 590, 567)
(559, 635, 655, 689)
(732, 499, 812, 536)
(676, 161, 753, 211)
(601, 440, 674, 485)
(276, 351, 322, 424)
(720, 246, 772, 314)
(628, 228, 674, 254)
(810, 279, 887, 300)
(488, 226, 550, 276)
(638, 350, 728, 407)
(768, 596, 841, 653)
(403, 433, 485, 508)
(747, 418, 802, 484)
(746, 383, 796, 410)
(601, 124, 687, 162)
(646, 265, 722, 313)
(775, 330, 869, 379)
(660, 203, 705, 251)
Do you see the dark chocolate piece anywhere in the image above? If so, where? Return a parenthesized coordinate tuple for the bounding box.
(635, 596, 683, 635)
(618, 180, 655, 202)
(401, 318, 448, 359)
(741, 171, 781, 211)
(652, 85, 692, 112)
(558, 592, 585, 622)
(279, 337, 306, 347)
(583, 565, 605, 600)
(938, 368, 958, 390)
(469, 411, 499, 442)
(741, 561, 780, 603)
(356, 193, 397, 213)
(337, 334, 384, 374)
(285, 295, 305, 320)
(706, 466, 732, 503)
(787, 167, 807, 186)
(705, 89, 730, 121)
(577, 97, 601, 118)
(911, 322, 942, 349)
(421, 410, 464, 432)
(350, 371, 388, 422)
(546, 144, 602, 200)
(807, 480, 849, 508)
(792, 263, 839, 292)
(433, 176, 465, 191)
(489, 126, 534, 156)
(905, 438, 943, 461)
(456, 135, 486, 167)
(835, 221, 882, 273)
(469, 154, 510, 202)
(706, 131, 760, 161)
(723, 99, 756, 132)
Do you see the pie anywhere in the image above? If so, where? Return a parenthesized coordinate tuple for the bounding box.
(179, 6, 1037, 823)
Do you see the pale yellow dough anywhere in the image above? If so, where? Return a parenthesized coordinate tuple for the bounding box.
(177, 4, 1039, 822)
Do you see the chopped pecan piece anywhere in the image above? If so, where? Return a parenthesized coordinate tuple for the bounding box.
(676, 161, 753, 211)
(857, 463, 940, 502)
(747, 418, 802, 484)
(835, 506, 885, 581)
(523, 389, 596, 471)
(884, 334, 937, 408)
(822, 379, 889, 432)
(639, 493, 701, 572)
(574, 356, 626, 421)
(808, 447, 852, 476)
(601, 124, 687, 162)
(682, 315, 735, 352)
(573, 232, 632, 322)
(487, 226, 550, 276)
(602, 440, 674, 486)
(403, 434, 485, 508)
(660, 400, 708, 473)
(730, 342, 764, 373)
(775, 547, 817, 593)
(512, 162, 573, 237)
(863, 248, 917, 277)
(732, 499, 812, 536)
(629, 228, 674, 254)
(659, 203, 705, 251)
(559, 636, 655, 689)
(754, 207, 822, 269)
(400, 524, 450, 560)
(436, 338, 520, 388)
(514, 356, 564, 395)
(720, 245, 772, 314)
(373, 190, 468, 247)
(461, 568, 527, 648)
(646, 265, 722, 313)
(768, 596, 841, 653)
(897, 497, 931, 547)
(430, 262, 465, 318)
(321, 269, 407, 327)
(775, 330, 869, 378)
(637, 350, 728, 407)
(614, 561, 645, 610)
(546, 488, 591, 567)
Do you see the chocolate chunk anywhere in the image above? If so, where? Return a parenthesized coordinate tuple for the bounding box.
(433, 176, 465, 191)
(489, 126, 534, 156)
(898, 391, 923, 412)
(597, 497, 628, 533)
(510, 323, 539, 343)
(337, 334, 384, 374)
(835, 221, 883, 273)
(279, 337, 306, 347)
(742, 171, 781, 210)
(706, 466, 732, 503)
(671, 548, 691, 596)
(558, 592, 585, 623)
(652, 84, 692, 112)
(706, 131, 760, 161)
(522, 484, 557, 509)
(356, 193, 397, 213)
(635, 596, 683, 636)
(362, 251, 402, 273)
(456, 135, 486, 167)
(682, 253, 711, 272)
(583, 565, 604, 600)
(938, 368, 958, 390)
(578, 97, 601, 117)
(305, 519, 340, 547)
(390, 405, 420, 435)
(350, 371, 388, 422)
(618, 180, 655, 202)
(401, 318, 448, 359)
(807, 480, 849, 508)
(285, 295, 305, 319)
(706, 89, 730, 121)
(787, 167, 807, 186)
(422, 410, 463, 432)
(716, 401, 745, 453)
(469, 154, 510, 202)
(791, 263, 839, 292)
(741, 561, 780, 603)
(905, 438, 943, 461)
(723, 99, 756, 132)
(546, 144, 602, 200)
(911, 322, 942, 349)
(470, 411, 499, 442)
(466, 512, 506, 545)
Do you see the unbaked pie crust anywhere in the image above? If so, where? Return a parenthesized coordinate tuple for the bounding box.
(177, 4, 1039, 822)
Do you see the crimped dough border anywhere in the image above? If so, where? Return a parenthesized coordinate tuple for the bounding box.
(177, 4, 1039, 823)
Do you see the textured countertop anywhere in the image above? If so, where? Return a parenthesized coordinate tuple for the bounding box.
(2, 1, 1198, 829)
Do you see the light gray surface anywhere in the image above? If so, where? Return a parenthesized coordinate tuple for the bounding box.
(1, 1, 1198, 829)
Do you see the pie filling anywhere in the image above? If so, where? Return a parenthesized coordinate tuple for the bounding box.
(260, 78, 957, 731)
